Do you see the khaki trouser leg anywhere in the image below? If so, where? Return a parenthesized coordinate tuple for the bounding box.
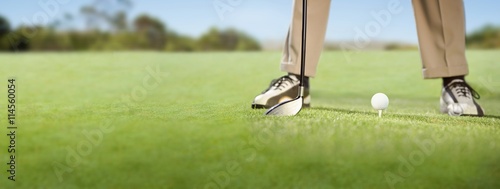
(281, 0, 331, 78)
(412, 0, 469, 79)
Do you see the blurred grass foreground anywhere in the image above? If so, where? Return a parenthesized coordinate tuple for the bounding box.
(0, 51, 499, 188)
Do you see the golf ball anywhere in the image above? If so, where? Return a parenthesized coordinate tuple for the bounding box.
(447, 103, 463, 116)
(371, 93, 389, 110)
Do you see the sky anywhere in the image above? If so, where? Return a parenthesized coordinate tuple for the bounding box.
(1, 0, 499, 44)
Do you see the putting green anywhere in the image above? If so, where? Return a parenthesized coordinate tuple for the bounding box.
(0, 51, 499, 188)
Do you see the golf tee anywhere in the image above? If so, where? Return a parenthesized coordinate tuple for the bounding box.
(378, 110, 382, 118)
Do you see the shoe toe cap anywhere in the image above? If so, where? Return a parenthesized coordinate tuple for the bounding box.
(253, 94, 267, 104)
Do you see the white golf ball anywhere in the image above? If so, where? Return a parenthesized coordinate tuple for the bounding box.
(447, 103, 463, 116)
(371, 93, 389, 110)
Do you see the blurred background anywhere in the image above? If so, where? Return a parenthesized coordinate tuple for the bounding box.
(0, 0, 499, 52)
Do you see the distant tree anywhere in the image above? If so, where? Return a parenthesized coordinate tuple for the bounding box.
(28, 27, 72, 51)
(198, 27, 261, 51)
(384, 43, 418, 51)
(6, 26, 34, 51)
(67, 31, 109, 51)
(81, 6, 100, 30)
(133, 14, 166, 50)
(0, 15, 11, 51)
(92, 32, 149, 51)
(0, 15, 10, 36)
(198, 28, 222, 50)
(466, 25, 500, 49)
(112, 11, 128, 32)
(49, 13, 76, 31)
(2, 10, 264, 52)
(234, 32, 261, 51)
(81, 0, 132, 32)
(165, 32, 196, 51)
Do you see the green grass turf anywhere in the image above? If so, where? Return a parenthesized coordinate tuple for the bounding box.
(0, 50, 499, 188)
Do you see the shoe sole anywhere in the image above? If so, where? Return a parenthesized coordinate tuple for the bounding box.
(441, 101, 485, 117)
(252, 103, 311, 109)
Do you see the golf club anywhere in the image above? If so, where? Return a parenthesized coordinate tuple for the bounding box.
(265, 0, 308, 116)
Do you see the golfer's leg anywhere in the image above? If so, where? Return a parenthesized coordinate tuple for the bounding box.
(281, 0, 331, 78)
(412, 0, 469, 79)
(413, 0, 484, 116)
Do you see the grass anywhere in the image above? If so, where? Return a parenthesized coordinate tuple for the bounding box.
(0, 50, 499, 188)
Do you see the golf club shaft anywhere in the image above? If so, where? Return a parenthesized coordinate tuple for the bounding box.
(299, 0, 307, 97)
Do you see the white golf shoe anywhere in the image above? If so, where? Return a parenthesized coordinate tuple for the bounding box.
(440, 79, 484, 117)
(252, 75, 310, 109)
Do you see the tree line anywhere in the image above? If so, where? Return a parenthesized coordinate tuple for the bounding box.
(1, 12, 499, 52)
(466, 25, 500, 49)
(0, 14, 261, 52)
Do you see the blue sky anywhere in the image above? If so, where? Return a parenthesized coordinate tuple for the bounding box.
(1, 0, 499, 44)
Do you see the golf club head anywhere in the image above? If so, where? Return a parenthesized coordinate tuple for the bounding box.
(264, 97, 303, 116)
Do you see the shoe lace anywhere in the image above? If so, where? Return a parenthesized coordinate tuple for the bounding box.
(448, 81, 481, 99)
(263, 76, 295, 92)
